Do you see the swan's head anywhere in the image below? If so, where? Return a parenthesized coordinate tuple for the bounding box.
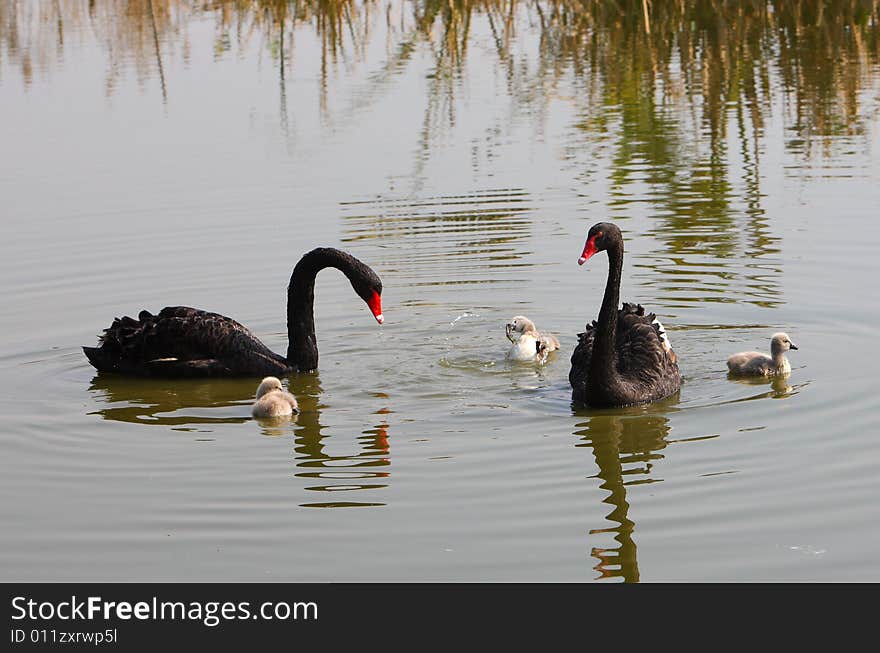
(505, 315, 536, 342)
(770, 332, 798, 355)
(578, 222, 622, 265)
(352, 270, 384, 325)
(256, 376, 284, 399)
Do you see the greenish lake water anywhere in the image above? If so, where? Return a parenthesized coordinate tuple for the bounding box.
(1, 0, 879, 581)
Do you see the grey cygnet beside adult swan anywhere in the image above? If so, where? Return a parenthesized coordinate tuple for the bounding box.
(727, 332, 798, 377)
(83, 247, 383, 377)
(569, 222, 682, 407)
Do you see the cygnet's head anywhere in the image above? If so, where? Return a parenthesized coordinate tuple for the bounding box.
(770, 332, 798, 355)
(255, 376, 284, 399)
(535, 339, 550, 364)
(505, 315, 536, 342)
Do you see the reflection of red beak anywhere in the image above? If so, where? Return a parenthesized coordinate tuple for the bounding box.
(578, 235, 599, 265)
(367, 290, 384, 324)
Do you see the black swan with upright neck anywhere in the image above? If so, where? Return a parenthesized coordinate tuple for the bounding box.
(83, 247, 383, 377)
(569, 222, 682, 407)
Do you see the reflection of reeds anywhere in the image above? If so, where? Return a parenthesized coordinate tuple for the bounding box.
(5, 1, 878, 139)
(5, 2, 875, 285)
(3, 2, 878, 287)
(6, 1, 877, 143)
(1, 0, 186, 94)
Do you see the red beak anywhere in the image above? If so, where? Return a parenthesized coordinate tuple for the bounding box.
(578, 235, 599, 265)
(367, 290, 384, 324)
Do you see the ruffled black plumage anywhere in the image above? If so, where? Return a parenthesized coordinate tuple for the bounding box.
(569, 223, 682, 407)
(569, 302, 681, 406)
(83, 307, 290, 377)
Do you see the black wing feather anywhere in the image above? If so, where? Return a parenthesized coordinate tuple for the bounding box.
(84, 306, 291, 377)
(569, 303, 681, 406)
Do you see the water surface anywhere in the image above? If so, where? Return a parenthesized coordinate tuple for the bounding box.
(1, 0, 879, 581)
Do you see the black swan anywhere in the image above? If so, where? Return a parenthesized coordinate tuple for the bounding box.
(569, 222, 682, 407)
(727, 332, 797, 377)
(83, 247, 383, 377)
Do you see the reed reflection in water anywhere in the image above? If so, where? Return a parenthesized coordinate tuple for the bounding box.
(7, 1, 877, 146)
(5, 3, 877, 312)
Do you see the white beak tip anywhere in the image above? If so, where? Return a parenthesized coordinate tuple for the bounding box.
(577, 257, 587, 265)
(375, 314, 384, 324)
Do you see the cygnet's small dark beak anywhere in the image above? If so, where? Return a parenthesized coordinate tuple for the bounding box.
(789, 343, 798, 350)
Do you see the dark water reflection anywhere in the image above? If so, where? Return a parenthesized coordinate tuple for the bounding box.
(89, 372, 392, 507)
(574, 407, 673, 582)
(293, 384, 392, 508)
(570, 373, 796, 589)
(88, 375, 252, 428)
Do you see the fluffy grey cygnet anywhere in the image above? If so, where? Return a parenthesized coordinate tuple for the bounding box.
(505, 315, 560, 364)
(252, 376, 299, 418)
(727, 332, 798, 377)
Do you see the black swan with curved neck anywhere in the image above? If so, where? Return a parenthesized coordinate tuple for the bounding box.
(569, 223, 681, 407)
(83, 247, 383, 377)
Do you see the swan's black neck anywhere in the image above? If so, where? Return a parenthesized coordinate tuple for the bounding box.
(591, 236, 624, 388)
(286, 248, 370, 371)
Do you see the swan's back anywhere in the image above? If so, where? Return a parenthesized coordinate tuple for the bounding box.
(570, 302, 682, 406)
(83, 306, 291, 377)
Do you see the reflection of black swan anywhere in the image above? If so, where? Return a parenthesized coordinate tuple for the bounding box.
(83, 248, 383, 377)
(569, 223, 682, 407)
